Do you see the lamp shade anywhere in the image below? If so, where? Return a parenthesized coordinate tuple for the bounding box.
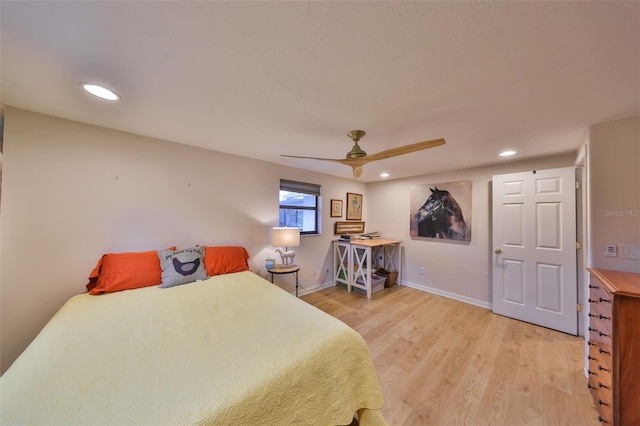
(272, 227, 300, 248)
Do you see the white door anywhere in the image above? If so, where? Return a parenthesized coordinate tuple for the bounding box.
(492, 167, 577, 335)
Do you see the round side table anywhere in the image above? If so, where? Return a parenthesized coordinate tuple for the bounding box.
(268, 265, 300, 297)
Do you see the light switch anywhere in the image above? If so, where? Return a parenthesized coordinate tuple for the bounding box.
(605, 244, 617, 257)
(619, 243, 640, 260)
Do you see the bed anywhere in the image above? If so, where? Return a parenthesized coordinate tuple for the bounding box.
(0, 271, 385, 425)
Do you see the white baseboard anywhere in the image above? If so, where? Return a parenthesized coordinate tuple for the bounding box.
(296, 279, 492, 310)
(400, 280, 492, 310)
(294, 280, 334, 297)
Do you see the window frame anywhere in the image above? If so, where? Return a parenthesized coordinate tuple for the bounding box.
(279, 179, 321, 235)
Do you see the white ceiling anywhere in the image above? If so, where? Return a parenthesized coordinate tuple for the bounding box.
(1, 1, 638, 182)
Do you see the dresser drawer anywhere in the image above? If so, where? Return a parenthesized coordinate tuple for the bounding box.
(588, 355, 612, 388)
(588, 299, 612, 320)
(588, 275, 609, 297)
(589, 318, 612, 343)
(588, 291, 613, 308)
(588, 326, 613, 360)
(590, 343, 612, 374)
(589, 355, 613, 424)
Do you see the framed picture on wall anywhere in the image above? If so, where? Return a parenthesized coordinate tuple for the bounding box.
(330, 199, 343, 218)
(346, 192, 363, 220)
(410, 180, 472, 243)
(335, 221, 365, 234)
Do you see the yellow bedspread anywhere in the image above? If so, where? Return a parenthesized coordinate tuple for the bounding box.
(1, 272, 385, 425)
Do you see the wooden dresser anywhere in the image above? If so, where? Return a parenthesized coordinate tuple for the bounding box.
(587, 268, 640, 425)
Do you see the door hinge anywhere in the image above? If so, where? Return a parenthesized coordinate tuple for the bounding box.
(576, 180, 582, 189)
(576, 241, 582, 250)
(577, 303, 583, 312)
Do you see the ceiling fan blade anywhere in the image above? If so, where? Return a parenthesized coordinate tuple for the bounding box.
(281, 154, 345, 164)
(282, 154, 366, 178)
(281, 154, 368, 167)
(362, 138, 446, 163)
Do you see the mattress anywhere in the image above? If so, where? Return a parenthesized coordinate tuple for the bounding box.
(0, 271, 385, 425)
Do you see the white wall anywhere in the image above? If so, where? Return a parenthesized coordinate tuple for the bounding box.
(367, 153, 577, 307)
(588, 116, 640, 273)
(4, 106, 628, 375)
(0, 108, 366, 373)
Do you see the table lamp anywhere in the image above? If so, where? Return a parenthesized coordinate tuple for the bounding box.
(272, 227, 300, 267)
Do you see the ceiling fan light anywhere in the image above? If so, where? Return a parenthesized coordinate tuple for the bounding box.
(499, 150, 516, 157)
(81, 83, 120, 101)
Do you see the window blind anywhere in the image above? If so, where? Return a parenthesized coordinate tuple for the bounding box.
(280, 179, 321, 196)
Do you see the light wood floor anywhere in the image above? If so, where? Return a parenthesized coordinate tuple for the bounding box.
(301, 285, 600, 426)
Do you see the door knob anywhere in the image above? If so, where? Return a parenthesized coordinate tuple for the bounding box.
(495, 248, 507, 254)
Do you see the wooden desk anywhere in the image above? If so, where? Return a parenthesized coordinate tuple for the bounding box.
(333, 239, 402, 299)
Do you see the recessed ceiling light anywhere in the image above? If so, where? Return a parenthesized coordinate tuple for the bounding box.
(380, 172, 390, 178)
(81, 83, 120, 101)
(499, 150, 516, 157)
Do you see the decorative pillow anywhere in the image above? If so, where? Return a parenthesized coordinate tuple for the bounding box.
(158, 246, 207, 288)
(86, 247, 176, 295)
(204, 246, 250, 276)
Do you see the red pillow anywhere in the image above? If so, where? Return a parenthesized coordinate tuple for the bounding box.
(204, 246, 250, 276)
(87, 247, 176, 295)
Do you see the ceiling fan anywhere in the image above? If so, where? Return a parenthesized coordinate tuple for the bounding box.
(281, 130, 446, 179)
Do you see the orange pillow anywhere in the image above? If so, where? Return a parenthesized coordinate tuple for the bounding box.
(86, 248, 176, 295)
(204, 246, 250, 276)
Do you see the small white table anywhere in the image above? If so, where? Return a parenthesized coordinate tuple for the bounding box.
(333, 239, 402, 299)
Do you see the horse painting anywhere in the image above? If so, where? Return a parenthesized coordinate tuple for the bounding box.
(414, 187, 467, 240)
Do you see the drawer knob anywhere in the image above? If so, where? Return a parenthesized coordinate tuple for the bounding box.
(598, 365, 610, 372)
(589, 327, 597, 332)
(589, 284, 599, 289)
(588, 298, 597, 303)
(598, 382, 609, 389)
(598, 399, 609, 407)
(599, 297, 611, 303)
(599, 348, 611, 355)
(598, 331, 609, 337)
(599, 314, 611, 320)
(588, 341, 597, 347)
(588, 383, 596, 390)
(588, 370, 596, 375)
(588, 356, 597, 361)
(598, 416, 609, 424)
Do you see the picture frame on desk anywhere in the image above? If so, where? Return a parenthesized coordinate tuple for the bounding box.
(335, 221, 365, 234)
(346, 192, 363, 220)
(330, 199, 343, 218)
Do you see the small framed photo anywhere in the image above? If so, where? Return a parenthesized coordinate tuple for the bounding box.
(335, 221, 365, 234)
(330, 199, 343, 218)
(346, 192, 363, 220)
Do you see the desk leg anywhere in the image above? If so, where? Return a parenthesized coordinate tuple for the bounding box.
(295, 270, 299, 297)
(270, 273, 274, 283)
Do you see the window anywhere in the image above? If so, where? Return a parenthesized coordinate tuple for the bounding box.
(279, 179, 321, 235)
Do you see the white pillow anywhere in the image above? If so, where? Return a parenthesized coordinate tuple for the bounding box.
(157, 246, 207, 288)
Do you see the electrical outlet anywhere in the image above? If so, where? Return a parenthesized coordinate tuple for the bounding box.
(419, 267, 425, 275)
(605, 244, 617, 257)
